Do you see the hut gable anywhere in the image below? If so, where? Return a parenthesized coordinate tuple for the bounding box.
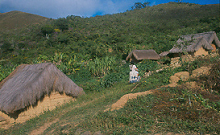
(169, 37, 213, 54)
(0, 63, 84, 114)
(126, 50, 160, 63)
(169, 31, 220, 56)
(178, 31, 220, 47)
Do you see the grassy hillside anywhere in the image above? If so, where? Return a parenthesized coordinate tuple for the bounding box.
(1, 56, 220, 134)
(0, 2, 220, 134)
(0, 11, 48, 32)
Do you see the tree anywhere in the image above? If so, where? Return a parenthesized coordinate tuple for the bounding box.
(143, 2, 150, 7)
(131, 2, 150, 10)
(176, 0, 182, 3)
(54, 18, 69, 31)
(41, 24, 54, 37)
(58, 33, 69, 44)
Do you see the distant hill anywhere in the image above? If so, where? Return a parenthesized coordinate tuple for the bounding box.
(0, 11, 48, 32)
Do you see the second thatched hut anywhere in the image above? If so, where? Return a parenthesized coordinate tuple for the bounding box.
(126, 50, 160, 63)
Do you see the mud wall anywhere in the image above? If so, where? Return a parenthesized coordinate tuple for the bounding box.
(0, 91, 75, 129)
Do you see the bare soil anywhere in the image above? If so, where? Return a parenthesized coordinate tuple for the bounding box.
(0, 91, 75, 129)
(29, 118, 59, 135)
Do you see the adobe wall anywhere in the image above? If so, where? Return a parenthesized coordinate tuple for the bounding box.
(211, 44, 217, 52)
(0, 91, 75, 129)
(194, 47, 208, 57)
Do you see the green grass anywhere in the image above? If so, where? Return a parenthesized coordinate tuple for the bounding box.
(1, 56, 220, 135)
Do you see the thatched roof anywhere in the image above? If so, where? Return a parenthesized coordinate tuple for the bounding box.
(169, 37, 213, 53)
(169, 31, 220, 54)
(159, 51, 169, 57)
(180, 31, 220, 47)
(0, 63, 85, 114)
(126, 50, 160, 61)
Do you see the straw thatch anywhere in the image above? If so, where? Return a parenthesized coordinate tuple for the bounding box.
(181, 31, 220, 47)
(0, 63, 85, 114)
(126, 50, 160, 62)
(159, 51, 169, 57)
(169, 37, 213, 53)
(169, 31, 220, 54)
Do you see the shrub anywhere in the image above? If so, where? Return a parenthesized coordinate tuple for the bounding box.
(201, 61, 220, 93)
(57, 33, 69, 44)
(17, 42, 26, 49)
(1, 41, 13, 52)
(136, 60, 160, 76)
(54, 18, 69, 31)
(41, 24, 54, 36)
(100, 63, 129, 88)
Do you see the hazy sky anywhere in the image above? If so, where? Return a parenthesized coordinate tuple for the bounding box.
(0, 0, 219, 18)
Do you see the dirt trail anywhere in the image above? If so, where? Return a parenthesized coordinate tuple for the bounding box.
(110, 90, 156, 111)
(28, 94, 108, 135)
(29, 118, 59, 135)
(109, 65, 210, 111)
(109, 82, 178, 111)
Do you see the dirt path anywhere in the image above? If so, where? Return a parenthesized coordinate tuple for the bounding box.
(29, 118, 59, 135)
(109, 82, 178, 111)
(28, 94, 108, 135)
(110, 89, 157, 111)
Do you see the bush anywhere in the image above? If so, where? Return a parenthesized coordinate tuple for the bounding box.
(100, 63, 129, 88)
(69, 66, 92, 83)
(201, 61, 220, 93)
(17, 42, 26, 49)
(41, 24, 54, 36)
(1, 41, 13, 52)
(136, 60, 160, 76)
(57, 33, 69, 44)
(101, 73, 122, 88)
(54, 18, 69, 31)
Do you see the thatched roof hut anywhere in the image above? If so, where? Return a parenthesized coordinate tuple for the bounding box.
(179, 31, 220, 47)
(169, 37, 213, 53)
(0, 63, 84, 114)
(126, 50, 160, 63)
(168, 31, 220, 57)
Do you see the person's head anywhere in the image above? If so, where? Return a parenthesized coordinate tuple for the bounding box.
(131, 61, 134, 65)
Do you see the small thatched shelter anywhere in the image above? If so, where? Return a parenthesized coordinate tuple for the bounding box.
(126, 50, 160, 63)
(168, 31, 220, 57)
(0, 63, 84, 128)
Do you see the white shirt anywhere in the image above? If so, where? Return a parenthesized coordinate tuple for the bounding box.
(132, 65, 137, 71)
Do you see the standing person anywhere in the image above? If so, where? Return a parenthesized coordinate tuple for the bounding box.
(129, 61, 140, 83)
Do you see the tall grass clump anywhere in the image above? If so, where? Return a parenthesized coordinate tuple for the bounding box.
(87, 56, 117, 77)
